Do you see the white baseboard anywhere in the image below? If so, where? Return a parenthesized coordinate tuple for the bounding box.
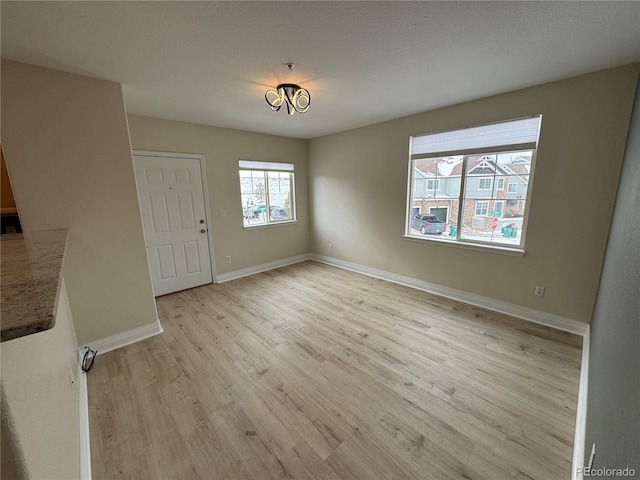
(75, 319, 165, 478)
(84, 319, 164, 356)
(571, 328, 591, 480)
(310, 253, 590, 478)
(216, 254, 311, 283)
(73, 254, 590, 480)
(310, 254, 588, 336)
(77, 357, 92, 480)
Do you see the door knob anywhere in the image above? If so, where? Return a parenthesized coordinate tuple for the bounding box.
(199, 219, 205, 224)
(200, 229, 207, 234)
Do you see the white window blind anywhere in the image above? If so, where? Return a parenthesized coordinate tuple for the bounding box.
(411, 116, 541, 159)
(238, 160, 294, 171)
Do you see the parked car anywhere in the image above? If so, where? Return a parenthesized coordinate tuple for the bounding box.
(243, 204, 289, 220)
(269, 207, 289, 220)
(243, 204, 266, 218)
(411, 214, 446, 234)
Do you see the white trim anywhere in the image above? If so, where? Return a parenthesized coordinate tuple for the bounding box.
(426, 178, 440, 191)
(76, 319, 164, 478)
(238, 160, 294, 171)
(84, 319, 164, 356)
(132, 150, 203, 160)
(216, 254, 311, 283)
(403, 234, 526, 257)
(132, 150, 217, 285)
(198, 153, 218, 283)
(572, 328, 590, 480)
(73, 252, 589, 480)
(240, 169, 297, 228)
(243, 219, 298, 230)
(308, 254, 591, 475)
(77, 354, 91, 480)
(310, 254, 588, 336)
(478, 177, 493, 190)
(475, 200, 490, 215)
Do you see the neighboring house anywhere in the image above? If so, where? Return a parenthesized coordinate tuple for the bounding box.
(411, 154, 530, 230)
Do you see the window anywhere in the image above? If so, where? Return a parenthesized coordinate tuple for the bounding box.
(406, 116, 541, 249)
(426, 179, 440, 191)
(478, 178, 492, 190)
(239, 160, 296, 227)
(475, 201, 489, 216)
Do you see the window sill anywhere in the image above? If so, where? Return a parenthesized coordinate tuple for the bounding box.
(243, 220, 298, 230)
(403, 234, 525, 257)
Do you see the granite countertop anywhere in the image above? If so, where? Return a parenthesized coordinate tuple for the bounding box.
(1, 229, 68, 342)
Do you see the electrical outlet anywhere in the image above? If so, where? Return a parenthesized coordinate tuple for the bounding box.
(535, 286, 545, 297)
(218, 210, 227, 218)
(329, 243, 334, 251)
(225, 255, 231, 263)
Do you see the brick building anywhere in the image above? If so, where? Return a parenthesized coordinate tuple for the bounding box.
(410, 154, 530, 233)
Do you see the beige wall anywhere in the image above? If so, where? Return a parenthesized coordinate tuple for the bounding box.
(1, 61, 158, 344)
(308, 64, 639, 323)
(127, 115, 309, 274)
(1, 279, 79, 479)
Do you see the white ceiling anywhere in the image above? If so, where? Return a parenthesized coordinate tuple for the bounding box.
(2, 1, 639, 139)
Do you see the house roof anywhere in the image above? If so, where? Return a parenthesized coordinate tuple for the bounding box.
(415, 155, 531, 180)
(415, 158, 465, 177)
(502, 162, 531, 176)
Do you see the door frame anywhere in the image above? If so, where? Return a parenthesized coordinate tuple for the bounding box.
(132, 150, 217, 285)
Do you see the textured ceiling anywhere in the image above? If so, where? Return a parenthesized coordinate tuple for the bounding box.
(2, 1, 639, 139)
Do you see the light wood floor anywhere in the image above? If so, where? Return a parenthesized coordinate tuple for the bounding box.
(89, 261, 582, 479)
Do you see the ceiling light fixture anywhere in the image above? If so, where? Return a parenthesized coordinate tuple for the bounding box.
(265, 63, 310, 116)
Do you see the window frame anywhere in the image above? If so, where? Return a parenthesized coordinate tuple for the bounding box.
(238, 161, 297, 229)
(477, 177, 493, 191)
(493, 200, 505, 217)
(507, 182, 518, 193)
(404, 116, 540, 254)
(475, 201, 490, 216)
(426, 178, 440, 191)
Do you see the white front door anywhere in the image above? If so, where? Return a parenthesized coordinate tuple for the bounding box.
(133, 153, 213, 296)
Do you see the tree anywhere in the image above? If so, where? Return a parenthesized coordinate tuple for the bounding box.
(284, 192, 291, 215)
(255, 182, 265, 203)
